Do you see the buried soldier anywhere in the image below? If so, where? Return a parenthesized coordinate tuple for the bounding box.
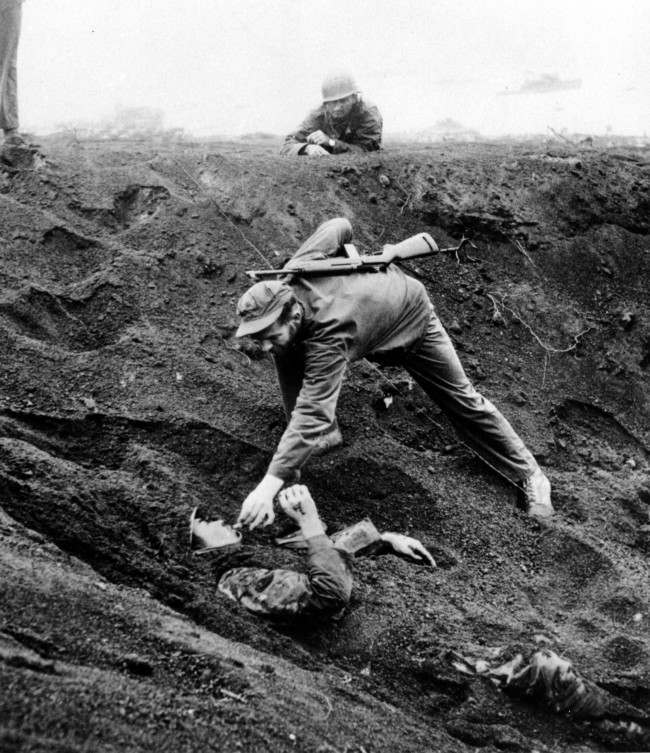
(192, 486, 626, 727)
(233, 217, 554, 530)
(281, 71, 382, 157)
(192, 483, 434, 618)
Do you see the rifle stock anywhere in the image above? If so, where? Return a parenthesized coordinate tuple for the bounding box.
(374, 233, 439, 265)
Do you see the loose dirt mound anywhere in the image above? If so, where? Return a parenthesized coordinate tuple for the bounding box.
(0, 137, 648, 752)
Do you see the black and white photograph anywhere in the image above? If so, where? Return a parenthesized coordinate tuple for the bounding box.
(1, 1, 648, 751)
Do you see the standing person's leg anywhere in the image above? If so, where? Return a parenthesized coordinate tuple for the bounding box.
(402, 310, 552, 516)
(0, 1, 22, 139)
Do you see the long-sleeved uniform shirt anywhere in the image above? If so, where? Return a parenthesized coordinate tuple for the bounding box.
(267, 218, 431, 480)
(281, 98, 382, 156)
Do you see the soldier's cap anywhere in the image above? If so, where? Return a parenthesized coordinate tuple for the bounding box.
(235, 280, 293, 338)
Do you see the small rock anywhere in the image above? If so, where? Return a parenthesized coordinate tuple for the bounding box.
(379, 174, 390, 187)
(1, 144, 37, 169)
(620, 310, 636, 330)
(120, 653, 154, 677)
(448, 318, 462, 334)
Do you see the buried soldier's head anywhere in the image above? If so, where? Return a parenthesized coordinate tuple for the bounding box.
(235, 280, 302, 353)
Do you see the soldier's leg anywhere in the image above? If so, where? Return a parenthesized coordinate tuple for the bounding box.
(0, 2, 21, 134)
(288, 217, 353, 265)
(402, 311, 538, 483)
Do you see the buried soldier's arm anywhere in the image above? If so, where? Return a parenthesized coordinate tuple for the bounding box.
(278, 484, 325, 538)
(380, 532, 436, 566)
(279, 485, 353, 612)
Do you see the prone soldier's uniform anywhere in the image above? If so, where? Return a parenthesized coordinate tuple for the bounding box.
(281, 97, 382, 156)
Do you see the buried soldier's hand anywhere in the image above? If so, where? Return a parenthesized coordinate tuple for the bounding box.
(307, 129, 330, 146)
(381, 532, 436, 566)
(278, 485, 326, 539)
(278, 484, 318, 522)
(304, 144, 328, 156)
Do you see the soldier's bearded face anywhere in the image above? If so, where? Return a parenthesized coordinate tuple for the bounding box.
(257, 317, 300, 354)
(324, 94, 356, 120)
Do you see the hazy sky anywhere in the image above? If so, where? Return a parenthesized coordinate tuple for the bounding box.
(18, 0, 649, 137)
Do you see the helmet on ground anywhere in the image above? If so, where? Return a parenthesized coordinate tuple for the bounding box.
(322, 71, 358, 102)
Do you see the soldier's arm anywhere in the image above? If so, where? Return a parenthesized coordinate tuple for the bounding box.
(268, 340, 348, 480)
(273, 347, 305, 421)
(281, 108, 324, 156)
(330, 103, 383, 154)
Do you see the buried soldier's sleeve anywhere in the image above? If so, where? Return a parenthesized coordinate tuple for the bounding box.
(268, 339, 348, 479)
(305, 533, 353, 613)
(218, 534, 353, 618)
(281, 107, 323, 156)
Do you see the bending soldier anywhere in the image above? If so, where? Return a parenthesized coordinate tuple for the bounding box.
(233, 217, 554, 530)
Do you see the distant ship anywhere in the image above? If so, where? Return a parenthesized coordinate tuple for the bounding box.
(500, 74, 582, 95)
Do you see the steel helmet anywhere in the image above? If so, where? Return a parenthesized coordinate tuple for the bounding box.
(321, 71, 358, 102)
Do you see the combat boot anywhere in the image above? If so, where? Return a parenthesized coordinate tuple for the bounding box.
(521, 468, 554, 518)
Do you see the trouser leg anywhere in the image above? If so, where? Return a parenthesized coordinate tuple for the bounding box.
(0, 3, 21, 133)
(402, 311, 538, 482)
(288, 217, 353, 265)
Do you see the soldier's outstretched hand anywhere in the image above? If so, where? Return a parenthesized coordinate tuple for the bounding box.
(381, 532, 436, 566)
(237, 474, 284, 529)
